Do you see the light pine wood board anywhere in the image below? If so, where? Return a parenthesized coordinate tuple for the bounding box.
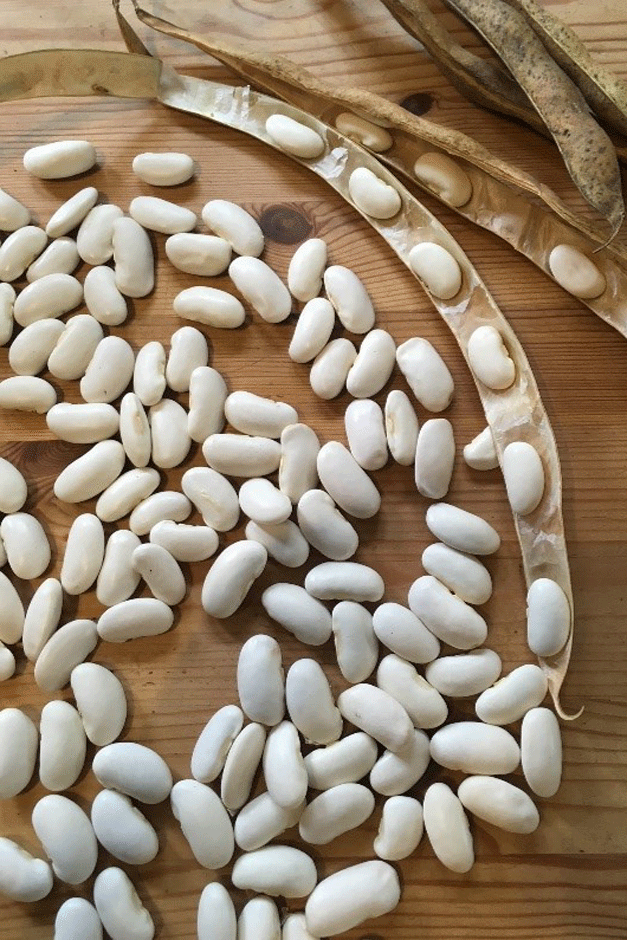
(0, 1, 626, 938)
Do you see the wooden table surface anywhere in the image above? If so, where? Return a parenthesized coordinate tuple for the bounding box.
(1, 1, 627, 938)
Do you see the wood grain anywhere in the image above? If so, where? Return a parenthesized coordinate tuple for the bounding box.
(0, 1, 626, 938)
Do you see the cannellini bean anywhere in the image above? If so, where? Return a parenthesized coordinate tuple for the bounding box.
(201, 540, 267, 618)
(0, 571, 24, 644)
(335, 111, 394, 151)
(174, 285, 246, 328)
(234, 791, 304, 852)
(24, 140, 96, 178)
(305, 860, 400, 936)
(203, 433, 281, 477)
(225, 390, 297, 438)
(97, 598, 174, 643)
(286, 659, 342, 745)
(0, 375, 56, 413)
(266, 113, 325, 159)
(0, 456, 26, 513)
(0, 837, 52, 902)
(0, 283, 15, 345)
(430, 721, 520, 775)
(377, 653, 448, 728)
(467, 324, 515, 390)
(77, 204, 123, 265)
(521, 707, 562, 798)
(149, 398, 191, 468)
(80, 335, 134, 403)
(423, 782, 474, 873)
(129, 490, 192, 536)
(130, 195, 196, 234)
(422, 541, 492, 604)
(188, 366, 228, 441)
(191, 704, 243, 783)
(415, 417, 455, 499)
(201, 199, 264, 256)
(95, 467, 160, 523)
(374, 795, 424, 861)
(46, 401, 119, 443)
(372, 601, 440, 663)
(112, 216, 154, 298)
(132, 151, 194, 185)
(197, 883, 236, 940)
(344, 398, 387, 470)
(317, 440, 381, 518)
(48, 314, 104, 381)
(53, 440, 125, 503)
(305, 560, 384, 602)
(93, 867, 154, 940)
(408, 241, 462, 299)
(22, 578, 62, 661)
(0, 226, 47, 282)
(246, 519, 310, 567)
(234, 845, 317, 898)
(502, 441, 544, 514)
(413, 151, 473, 207)
(463, 425, 499, 470)
(426, 648, 502, 697)
(238, 897, 280, 940)
(288, 297, 335, 363)
(0, 643, 15, 682)
(282, 912, 318, 940)
(288, 237, 327, 302)
(171, 779, 234, 869)
(93, 742, 172, 803)
(323, 264, 375, 333)
(26, 236, 79, 281)
(166, 232, 231, 276)
(332, 601, 379, 683)
(458, 776, 540, 834)
(150, 520, 219, 562)
(263, 721, 308, 809)
(337, 684, 413, 753)
(348, 166, 401, 219)
(297, 489, 359, 560)
(299, 783, 374, 845)
(305, 732, 378, 791)
(220, 722, 266, 811)
(0, 188, 30, 231)
(408, 575, 487, 649)
(46, 186, 98, 238)
(1, 511, 50, 578)
(0, 708, 38, 797)
(229, 256, 292, 323)
(60, 513, 105, 594)
(96, 530, 142, 607)
(261, 582, 333, 646)
(14, 271, 82, 325)
(237, 634, 285, 726)
(54, 898, 103, 940)
(83, 266, 128, 326)
(527, 577, 570, 657)
(310, 337, 357, 398)
(34, 619, 98, 692)
(31, 794, 97, 884)
(182, 465, 240, 531)
(475, 663, 548, 725)
(9, 318, 65, 375)
(120, 392, 151, 468)
(548, 243, 606, 299)
(425, 501, 500, 555)
(346, 328, 396, 398)
(369, 728, 431, 796)
(71, 662, 127, 746)
(132, 543, 186, 606)
(91, 789, 158, 865)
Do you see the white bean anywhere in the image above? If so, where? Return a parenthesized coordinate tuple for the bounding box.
(408, 241, 462, 299)
(0, 837, 52, 902)
(0, 511, 49, 578)
(457, 776, 539, 833)
(369, 728, 431, 796)
(467, 324, 515, 390)
(34, 619, 98, 692)
(299, 782, 374, 844)
(0, 188, 30, 231)
(182, 465, 240, 531)
(149, 398, 191, 468)
(201, 199, 264, 256)
(197, 883, 236, 940)
(261, 582, 333, 645)
(348, 166, 401, 219)
(120, 392, 151, 468)
(93, 867, 154, 940)
(92, 742, 172, 804)
(527, 577, 570, 657)
(31, 794, 97, 884)
(129, 490, 192, 536)
(323, 264, 375, 333)
(174, 285, 246, 328)
(77, 204, 122, 265)
(282, 913, 318, 940)
(521, 707, 562, 798)
(425, 648, 502, 697)
(23, 140, 96, 178)
(150, 520, 219, 563)
(80, 335, 134, 403)
(96, 598, 174, 643)
(334, 112, 394, 151)
(203, 433, 281, 477)
(337, 683, 413, 753)
(188, 365, 228, 441)
(46, 401, 119, 443)
(60, 513, 105, 594)
(170, 779, 234, 869)
(0, 226, 47, 282)
(220, 722, 266, 811)
(317, 440, 381, 518)
(234, 791, 303, 852)
(502, 441, 544, 514)
(90, 789, 158, 865)
(201, 540, 267, 618)
(0, 375, 56, 413)
(266, 113, 325, 159)
(408, 574, 487, 649)
(46, 186, 98, 238)
(54, 440, 125, 503)
(166, 232, 231, 276)
(463, 425, 499, 470)
(112, 216, 154, 298)
(415, 417, 455, 499)
(13, 273, 82, 327)
(239, 478, 292, 525)
(263, 721, 308, 809)
(71, 662, 127, 746)
(229, 256, 292, 323)
(289, 297, 335, 363)
(548, 243, 606, 299)
(226, 390, 297, 439)
(347, 328, 396, 398)
(22, 578, 62, 661)
(238, 897, 280, 940)
(305, 860, 400, 936)
(475, 663, 548, 725)
(132, 543, 186, 606)
(374, 795, 424, 861)
(83, 265, 128, 326)
(344, 398, 387, 470)
(54, 898, 102, 940)
(304, 732, 378, 790)
(96, 530, 142, 606)
(332, 600, 379, 683)
(0, 708, 38, 798)
(422, 541, 492, 604)
(0, 571, 24, 644)
(295, 490, 357, 558)
(246, 519, 310, 567)
(377, 654, 448, 728)
(237, 634, 285, 727)
(96, 468, 160, 523)
(0, 644, 14, 682)
(286, 659, 342, 745)
(132, 151, 194, 186)
(423, 782, 474, 873)
(287, 237, 327, 302)
(48, 314, 103, 381)
(191, 704, 243, 784)
(234, 845, 317, 898)
(413, 151, 473, 207)
(425, 501, 500, 555)
(0, 456, 27, 513)
(310, 337, 357, 398)
(430, 721, 520, 774)
(0, 284, 15, 345)
(372, 600, 440, 663)
(9, 319, 65, 375)
(305, 560, 384, 602)
(129, 195, 196, 235)
(26, 237, 79, 281)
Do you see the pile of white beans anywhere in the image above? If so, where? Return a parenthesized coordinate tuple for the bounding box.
(0, 137, 567, 940)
